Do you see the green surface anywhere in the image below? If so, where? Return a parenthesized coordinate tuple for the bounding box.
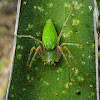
(8, 0, 97, 100)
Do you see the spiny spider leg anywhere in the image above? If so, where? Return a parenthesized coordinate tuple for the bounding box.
(57, 6, 74, 45)
(63, 46, 77, 79)
(55, 48, 62, 62)
(61, 43, 81, 47)
(57, 46, 71, 82)
(63, 46, 77, 66)
(38, 47, 45, 61)
(27, 47, 36, 67)
(15, 35, 41, 42)
(29, 46, 41, 69)
(15, 35, 45, 50)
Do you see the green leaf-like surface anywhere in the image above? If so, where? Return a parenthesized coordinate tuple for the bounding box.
(8, 0, 97, 100)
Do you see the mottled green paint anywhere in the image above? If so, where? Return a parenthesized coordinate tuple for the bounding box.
(42, 19, 58, 50)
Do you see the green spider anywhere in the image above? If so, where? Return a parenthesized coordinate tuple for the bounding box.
(17, 8, 80, 81)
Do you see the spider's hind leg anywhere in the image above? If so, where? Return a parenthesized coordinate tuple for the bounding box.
(29, 46, 41, 69)
(27, 47, 36, 67)
(63, 46, 77, 67)
(63, 46, 77, 79)
(57, 46, 71, 82)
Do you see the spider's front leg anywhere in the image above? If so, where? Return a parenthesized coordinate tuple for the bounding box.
(15, 34, 45, 51)
(57, 6, 74, 45)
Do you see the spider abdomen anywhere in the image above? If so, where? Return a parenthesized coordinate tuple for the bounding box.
(42, 19, 58, 50)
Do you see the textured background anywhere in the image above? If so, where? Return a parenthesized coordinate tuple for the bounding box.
(0, 0, 99, 100)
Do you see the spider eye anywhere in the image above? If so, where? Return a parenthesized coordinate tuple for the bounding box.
(48, 61, 52, 63)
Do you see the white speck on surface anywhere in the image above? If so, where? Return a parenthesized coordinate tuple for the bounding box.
(89, 6, 92, 11)
(65, 83, 69, 88)
(57, 78, 59, 80)
(88, 55, 92, 59)
(82, 61, 85, 65)
(46, 3, 54, 8)
(45, 12, 48, 15)
(72, 19, 80, 25)
(57, 68, 62, 73)
(74, 69, 79, 75)
(37, 6, 44, 12)
(65, 82, 72, 88)
(33, 6, 37, 9)
(36, 31, 41, 36)
(81, 54, 85, 57)
(17, 45, 23, 50)
(33, 6, 44, 12)
(77, 76, 84, 81)
(64, 2, 71, 8)
(23, 88, 26, 91)
(72, 1, 83, 10)
(26, 24, 33, 30)
(62, 90, 66, 94)
(23, 1, 27, 5)
(68, 55, 71, 58)
(31, 76, 34, 81)
(35, 67, 39, 70)
(43, 81, 49, 86)
(26, 74, 30, 80)
(63, 30, 72, 38)
(17, 54, 22, 59)
(72, 13, 75, 16)
(35, 41, 39, 45)
(81, 11, 84, 14)
(11, 94, 14, 97)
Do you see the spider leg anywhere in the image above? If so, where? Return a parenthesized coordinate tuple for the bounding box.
(61, 43, 82, 48)
(15, 35, 45, 50)
(29, 46, 41, 69)
(15, 35, 41, 42)
(57, 46, 71, 82)
(27, 47, 36, 67)
(63, 46, 77, 66)
(55, 47, 62, 62)
(63, 46, 77, 79)
(38, 47, 45, 61)
(57, 6, 74, 45)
